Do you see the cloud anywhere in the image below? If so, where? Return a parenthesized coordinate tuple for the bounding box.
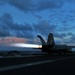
(54, 32, 75, 45)
(66, 33, 75, 44)
(0, 37, 27, 43)
(36, 0, 63, 11)
(54, 33, 67, 39)
(66, 0, 75, 2)
(0, 14, 11, 37)
(0, 0, 7, 5)
(0, 0, 64, 12)
(7, 0, 33, 12)
(33, 20, 57, 36)
(0, 0, 75, 44)
(0, 13, 34, 38)
(0, 13, 74, 44)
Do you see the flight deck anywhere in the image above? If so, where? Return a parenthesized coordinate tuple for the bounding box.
(0, 53, 75, 75)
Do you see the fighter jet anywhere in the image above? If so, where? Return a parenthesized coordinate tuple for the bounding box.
(37, 33, 75, 55)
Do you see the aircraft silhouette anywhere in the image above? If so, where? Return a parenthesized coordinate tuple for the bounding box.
(37, 33, 75, 55)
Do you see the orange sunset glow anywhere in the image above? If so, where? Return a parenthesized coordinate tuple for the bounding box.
(0, 37, 27, 44)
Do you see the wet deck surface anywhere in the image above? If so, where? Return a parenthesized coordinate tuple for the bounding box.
(0, 54, 75, 75)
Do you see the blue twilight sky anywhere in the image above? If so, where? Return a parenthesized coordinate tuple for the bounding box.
(0, 0, 75, 45)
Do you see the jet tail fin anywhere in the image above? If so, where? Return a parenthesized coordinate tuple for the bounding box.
(37, 33, 55, 46)
(47, 33, 55, 46)
(37, 35, 46, 45)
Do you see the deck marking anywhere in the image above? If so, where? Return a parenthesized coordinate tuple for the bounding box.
(0, 56, 74, 72)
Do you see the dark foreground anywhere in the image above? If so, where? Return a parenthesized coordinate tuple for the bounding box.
(0, 54, 75, 75)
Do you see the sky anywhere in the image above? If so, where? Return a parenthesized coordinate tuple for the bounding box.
(0, 0, 75, 46)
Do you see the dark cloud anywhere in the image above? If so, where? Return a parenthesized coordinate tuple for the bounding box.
(0, 0, 75, 44)
(11, 23, 32, 31)
(33, 20, 57, 36)
(0, 13, 13, 26)
(36, 0, 63, 11)
(0, 0, 7, 5)
(66, 32, 75, 44)
(0, 13, 34, 38)
(54, 32, 75, 44)
(14, 30, 34, 38)
(66, 0, 75, 2)
(57, 25, 75, 31)
(33, 13, 42, 20)
(9, 0, 61, 12)
(7, 0, 33, 12)
(0, 0, 64, 12)
(54, 33, 67, 39)
(0, 13, 11, 37)
(0, 28, 10, 37)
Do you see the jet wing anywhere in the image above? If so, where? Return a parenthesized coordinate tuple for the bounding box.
(68, 46, 75, 48)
